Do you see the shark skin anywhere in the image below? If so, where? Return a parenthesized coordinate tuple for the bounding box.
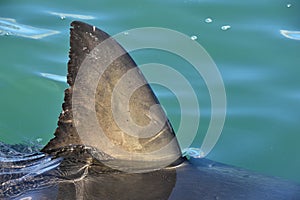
(1, 146, 300, 200)
(0, 21, 300, 199)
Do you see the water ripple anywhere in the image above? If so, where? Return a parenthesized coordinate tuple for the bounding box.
(48, 11, 95, 20)
(0, 18, 59, 39)
(39, 72, 67, 83)
(280, 30, 300, 40)
(0, 142, 62, 198)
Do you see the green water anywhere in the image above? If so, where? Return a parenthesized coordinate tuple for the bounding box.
(1, 0, 300, 184)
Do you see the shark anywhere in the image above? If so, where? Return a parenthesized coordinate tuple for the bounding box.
(1, 21, 300, 200)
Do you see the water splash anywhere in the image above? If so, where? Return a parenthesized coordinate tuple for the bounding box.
(0, 142, 62, 198)
(182, 148, 205, 159)
(205, 18, 213, 24)
(280, 30, 300, 40)
(0, 18, 59, 39)
(221, 25, 231, 31)
(190, 35, 197, 40)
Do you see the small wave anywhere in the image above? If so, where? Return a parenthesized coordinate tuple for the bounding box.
(39, 72, 67, 83)
(48, 11, 95, 20)
(280, 30, 300, 40)
(0, 142, 62, 198)
(0, 18, 59, 39)
(182, 148, 205, 158)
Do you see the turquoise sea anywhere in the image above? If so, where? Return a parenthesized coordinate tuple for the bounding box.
(0, 0, 299, 184)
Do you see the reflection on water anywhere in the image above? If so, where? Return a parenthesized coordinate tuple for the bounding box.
(39, 72, 67, 83)
(280, 30, 300, 40)
(0, 18, 59, 39)
(0, 142, 62, 198)
(48, 11, 95, 20)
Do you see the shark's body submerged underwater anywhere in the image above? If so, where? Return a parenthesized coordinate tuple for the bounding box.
(1, 21, 300, 200)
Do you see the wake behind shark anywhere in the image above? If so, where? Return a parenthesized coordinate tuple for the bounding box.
(1, 21, 300, 200)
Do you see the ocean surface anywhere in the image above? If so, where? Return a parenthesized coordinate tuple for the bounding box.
(0, 0, 299, 184)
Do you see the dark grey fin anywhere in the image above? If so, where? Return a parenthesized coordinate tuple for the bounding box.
(42, 21, 181, 169)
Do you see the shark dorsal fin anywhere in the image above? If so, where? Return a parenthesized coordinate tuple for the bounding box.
(42, 21, 181, 170)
